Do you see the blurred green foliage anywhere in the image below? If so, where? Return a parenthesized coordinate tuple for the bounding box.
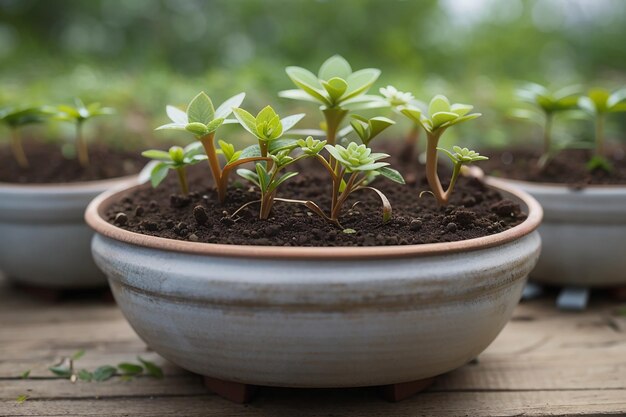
(1, 0, 625, 150)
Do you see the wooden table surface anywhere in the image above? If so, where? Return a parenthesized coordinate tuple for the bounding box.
(1, 275, 625, 417)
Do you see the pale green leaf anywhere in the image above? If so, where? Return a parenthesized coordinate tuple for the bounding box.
(428, 95, 451, 117)
(232, 107, 258, 137)
(166, 105, 188, 124)
(142, 150, 171, 161)
(150, 162, 170, 188)
(278, 89, 321, 103)
(342, 68, 380, 101)
(378, 166, 405, 184)
(279, 113, 305, 132)
(214, 92, 245, 119)
(187, 92, 214, 124)
(318, 55, 352, 81)
(285, 66, 331, 105)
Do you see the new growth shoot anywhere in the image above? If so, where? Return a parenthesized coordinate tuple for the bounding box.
(142, 142, 207, 195)
(0, 106, 51, 168)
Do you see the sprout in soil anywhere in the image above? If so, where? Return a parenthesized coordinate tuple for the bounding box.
(154, 92, 270, 202)
(142, 142, 207, 195)
(55, 99, 114, 167)
(304, 141, 405, 227)
(400, 94, 484, 205)
(0, 106, 51, 168)
(578, 88, 626, 171)
(279, 55, 380, 145)
(510, 83, 581, 163)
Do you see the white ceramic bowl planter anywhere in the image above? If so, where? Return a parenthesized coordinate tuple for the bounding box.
(86, 177, 542, 403)
(484, 177, 626, 288)
(0, 176, 137, 289)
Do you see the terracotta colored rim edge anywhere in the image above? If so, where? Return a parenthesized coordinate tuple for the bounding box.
(85, 178, 543, 260)
(0, 174, 138, 192)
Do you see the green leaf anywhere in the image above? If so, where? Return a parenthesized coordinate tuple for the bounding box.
(429, 95, 451, 117)
(185, 122, 209, 136)
(378, 166, 405, 184)
(21, 370, 30, 379)
(343, 69, 381, 101)
(588, 89, 610, 112)
(450, 103, 473, 117)
(587, 155, 613, 173)
(236, 168, 260, 187)
(218, 140, 236, 161)
(150, 162, 170, 188)
(322, 77, 348, 101)
(278, 89, 321, 103)
(166, 105, 188, 124)
(72, 349, 86, 361)
(279, 114, 305, 133)
(400, 107, 422, 125)
(318, 55, 352, 81)
(93, 365, 117, 382)
(431, 111, 458, 127)
(155, 122, 187, 131)
(239, 144, 261, 159)
(350, 119, 368, 142)
(232, 107, 259, 137)
(49, 365, 72, 378)
(268, 171, 299, 192)
(187, 92, 214, 124)
(256, 106, 279, 126)
(205, 117, 225, 134)
(343, 228, 357, 234)
(138, 357, 164, 379)
(368, 116, 395, 139)
(118, 363, 144, 376)
(214, 92, 245, 119)
(77, 369, 93, 382)
(608, 88, 626, 109)
(142, 149, 171, 161)
(286, 66, 330, 105)
(268, 138, 298, 153)
(16, 395, 28, 404)
(255, 163, 270, 193)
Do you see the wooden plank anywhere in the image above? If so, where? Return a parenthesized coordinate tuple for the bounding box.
(1, 390, 625, 417)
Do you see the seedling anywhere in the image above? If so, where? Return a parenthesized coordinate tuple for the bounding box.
(400, 94, 485, 205)
(511, 83, 580, 158)
(304, 141, 405, 226)
(155, 92, 270, 202)
(142, 142, 207, 195)
(0, 106, 51, 168)
(279, 55, 380, 145)
(379, 86, 425, 160)
(578, 88, 626, 171)
(55, 99, 114, 167)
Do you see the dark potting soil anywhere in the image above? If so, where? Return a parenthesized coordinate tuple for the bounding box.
(104, 160, 527, 247)
(482, 146, 626, 186)
(0, 142, 146, 184)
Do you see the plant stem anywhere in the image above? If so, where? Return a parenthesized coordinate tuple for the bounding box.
(76, 121, 89, 168)
(176, 167, 189, 195)
(330, 166, 344, 215)
(11, 129, 29, 169)
(424, 131, 449, 205)
(322, 107, 348, 146)
(199, 133, 225, 203)
(595, 113, 605, 157)
(543, 113, 553, 156)
(330, 171, 358, 221)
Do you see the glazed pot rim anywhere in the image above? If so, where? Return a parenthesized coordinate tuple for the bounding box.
(85, 176, 543, 260)
(0, 174, 139, 192)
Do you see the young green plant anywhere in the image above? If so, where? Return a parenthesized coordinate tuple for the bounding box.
(511, 83, 580, 159)
(378, 86, 426, 160)
(155, 92, 269, 202)
(400, 95, 485, 205)
(578, 88, 626, 171)
(279, 55, 380, 145)
(0, 106, 51, 168)
(142, 142, 207, 195)
(304, 141, 405, 227)
(55, 99, 114, 167)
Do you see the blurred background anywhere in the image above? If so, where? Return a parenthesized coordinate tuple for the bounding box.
(1, 0, 625, 150)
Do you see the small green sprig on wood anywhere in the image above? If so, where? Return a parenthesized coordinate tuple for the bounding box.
(0, 106, 52, 168)
(55, 98, 114, 167)
(400, 94, 484, 205)
(578, 88, 626, 171)
(142, 142, 207, 195)
(280, 55, 380, 145)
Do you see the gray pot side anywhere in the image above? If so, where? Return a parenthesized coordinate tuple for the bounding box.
(486, 176, 626, 287)
(0, 176, 138, 288)
(86, 177, 542, 388)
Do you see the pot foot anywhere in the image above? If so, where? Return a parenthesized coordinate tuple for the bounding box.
(203, 376, 258, 403)
(556, 286, 589, 311)
(379, 377, 435, 402)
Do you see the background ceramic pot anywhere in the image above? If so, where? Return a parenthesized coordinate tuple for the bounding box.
(86, 178, 542, 388)
(486, 177, 626, 287)
(0, 176, 138, 288)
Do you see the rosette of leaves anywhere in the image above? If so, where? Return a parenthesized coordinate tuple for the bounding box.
(279, 55, 380, 145)
(155, 92, 269, 202)
(0, 106, 52, 168)
(578, 88, 626, 171)
(436, 146, 488, 197)
(399, 94, 484, 205)
(55, 99, 114, 167)
(232, 105, 305, 158)
(305, 142, 405, 226)
(511, 83, 581, 156)
(142, 142, 207, 195)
